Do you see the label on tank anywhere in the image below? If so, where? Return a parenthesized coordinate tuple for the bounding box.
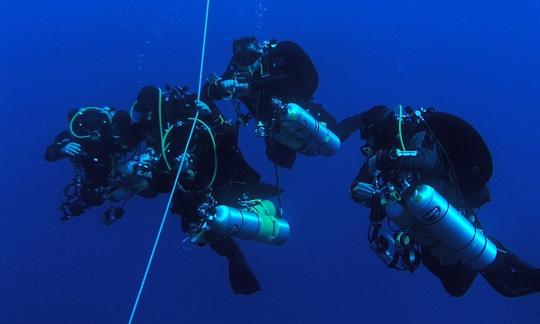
(422, 206, 442, 224)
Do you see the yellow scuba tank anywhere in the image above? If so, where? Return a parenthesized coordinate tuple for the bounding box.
(207, 200, 290, 245)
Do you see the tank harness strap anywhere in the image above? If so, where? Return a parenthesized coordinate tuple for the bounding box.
(273, 162, 283, 217)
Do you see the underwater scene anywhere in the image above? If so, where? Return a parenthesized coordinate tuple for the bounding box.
(2, 0, 539, 323)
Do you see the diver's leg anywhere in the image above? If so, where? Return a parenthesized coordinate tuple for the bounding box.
(481, 237, 540, 297)
(304, 102, 338, 132)
(210, 238, 261, 295)
(171, 194, 261, 294)
(422, 252, 478, 297)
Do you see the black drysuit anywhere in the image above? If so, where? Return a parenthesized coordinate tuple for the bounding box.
(340, 107, 540, 297)
(131, 86, 277, 294)
(45, 110, 136, 208)
(203, 40, 337, 169)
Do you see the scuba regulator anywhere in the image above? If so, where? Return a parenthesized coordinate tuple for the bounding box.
(367, 171, 423, 272)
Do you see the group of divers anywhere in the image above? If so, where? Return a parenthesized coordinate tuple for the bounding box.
(46, 37, 540, 297)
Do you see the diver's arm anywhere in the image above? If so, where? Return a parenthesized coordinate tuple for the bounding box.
(197, 92, 237, 137)
(250, 74, 291, 92)
(337, 106, 390, 142)
(44, 131, 72, 162)
(202, 59, 241, 101)
(202, 78, 233, 101)
(349, 163, 375, 205)
(196, 94, 221, 120)
(337, 114, 364, 142)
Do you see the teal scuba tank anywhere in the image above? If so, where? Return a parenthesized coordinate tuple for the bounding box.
(269, 98, 341, 157)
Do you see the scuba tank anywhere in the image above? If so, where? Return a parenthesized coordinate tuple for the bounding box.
(201, 200, 290, 246)
(372, 182, 497, 271)
(269, 98, 341, 157)
(404, 185, 497, 270)
(225, 39, 339, 157)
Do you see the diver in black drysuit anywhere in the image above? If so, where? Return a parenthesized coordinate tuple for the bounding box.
(45, 107, 139, 221)
(339, 106, 540, 297)
(203, 37, 338, 169)
(130, 85, 279, 294)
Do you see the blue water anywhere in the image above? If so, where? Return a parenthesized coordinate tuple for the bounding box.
(2, 1, 539, 323)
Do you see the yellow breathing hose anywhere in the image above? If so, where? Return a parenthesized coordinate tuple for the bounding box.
(69, 106, 113, 139)
(188, 117, 218, 191)
(156, 88, 173, 171)
(129, 100, 138, 121)
(161, 117, 218, 191)
(398, 104, 407, 151)
(132, 87, 218, 190)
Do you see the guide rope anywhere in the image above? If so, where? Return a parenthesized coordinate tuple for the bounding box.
(128, 1, 211, 323)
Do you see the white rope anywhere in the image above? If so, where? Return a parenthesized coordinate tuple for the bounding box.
(128, 1, 211, 322)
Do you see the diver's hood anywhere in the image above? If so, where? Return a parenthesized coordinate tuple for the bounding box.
(69, 107, 113, 141)
(135, 86, 160, 114)
(133, 86, 165, 130)
(358, 106, 398, 149)
(358, 106, 394, 138)
(233, 37, 260, 56)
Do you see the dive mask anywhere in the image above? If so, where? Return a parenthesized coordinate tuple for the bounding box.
(70, 107, 112, 140)
(361, 143, 375, 158)
(233, 49, 262, 68)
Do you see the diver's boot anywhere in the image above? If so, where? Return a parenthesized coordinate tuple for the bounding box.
(226, 249, 261, 295)
(481, 237, 540, 297)
(210, 238, 261, 295)
(489, 237, 533, 271)
(101, 207, 124, 225)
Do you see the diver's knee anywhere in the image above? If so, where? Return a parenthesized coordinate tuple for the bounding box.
(486, 282, 523, 298)
(443, 285, 470, 297)
(210, 237, 240, 257)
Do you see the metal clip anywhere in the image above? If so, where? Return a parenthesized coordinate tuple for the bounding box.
(254, 121, 267, 137)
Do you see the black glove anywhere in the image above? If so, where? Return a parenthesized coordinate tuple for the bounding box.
(375, 149, 399, 171)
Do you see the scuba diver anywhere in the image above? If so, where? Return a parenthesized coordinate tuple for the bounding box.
(202, 37, 341, 169)
(129, 85, 289, 295)
(338, 105, 540, 297)
(45, 106, 143, 225)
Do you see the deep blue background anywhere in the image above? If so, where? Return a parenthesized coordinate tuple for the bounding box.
(2, 1, 539, 323)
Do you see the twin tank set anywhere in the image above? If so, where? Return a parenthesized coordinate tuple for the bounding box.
(380, 184, 497, 270)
